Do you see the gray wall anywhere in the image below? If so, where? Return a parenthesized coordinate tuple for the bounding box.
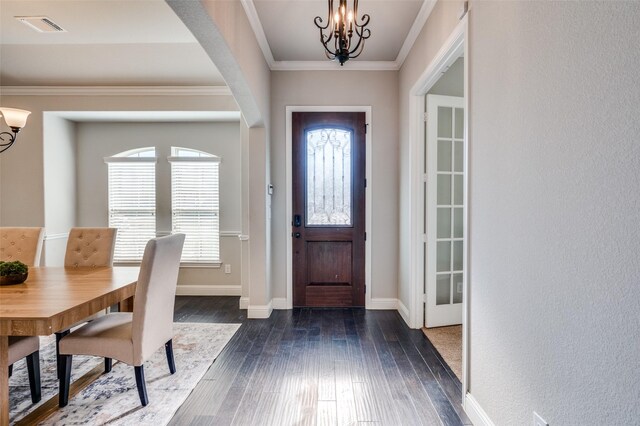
(428, 56, 463, 97)
(42, 114, 77, 266)
(467, 1, 640, 424)
(398, 0, 464, 314)
(0, 91, 242, 290)
(75, 121, 242, 287)
(0, 92, 239, 227)
(270, 70, 399, 301)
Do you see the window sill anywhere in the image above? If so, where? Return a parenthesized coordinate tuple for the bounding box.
(114, 262, 222, 268)
(179, 262, 222, 269)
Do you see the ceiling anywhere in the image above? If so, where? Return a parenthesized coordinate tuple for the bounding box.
(246, 0, 435, 70)
(0, 0, 435, 87)
(0, 0, 225, 86)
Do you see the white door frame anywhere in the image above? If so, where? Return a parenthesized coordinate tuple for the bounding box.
(407, 16, 470, 399)
(285, 106, 373, 309)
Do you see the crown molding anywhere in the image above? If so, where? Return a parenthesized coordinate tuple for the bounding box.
(395, 0, 437, 67)
(271, 60, 399, 71)
(241, 0, 435, 72)
(0, 86, 232, 96)
(240, 0, 275, 68)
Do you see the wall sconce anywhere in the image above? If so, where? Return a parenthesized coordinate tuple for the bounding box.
(0, 108, 31, 154)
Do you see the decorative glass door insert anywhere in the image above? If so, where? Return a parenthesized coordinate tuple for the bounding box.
(306, 128, 353, 226)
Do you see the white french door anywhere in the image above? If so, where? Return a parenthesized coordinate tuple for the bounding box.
(425, 94, 465, 328)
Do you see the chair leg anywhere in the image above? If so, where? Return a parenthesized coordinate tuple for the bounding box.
(8, 364, 12, 378)
(59, 355, 73, 408)
(165, 340, 176, 375)
(26, 351, 41, 403)
(55, 330, 70, 380)
(134, 366, 149, 407)
(104, 358, 112, 373)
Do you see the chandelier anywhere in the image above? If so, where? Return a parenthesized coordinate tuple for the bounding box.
(314, 0, 371, 66)
(0, 108, 31, 154)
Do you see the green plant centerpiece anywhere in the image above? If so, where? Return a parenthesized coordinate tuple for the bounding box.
(0, 260, 29, 285)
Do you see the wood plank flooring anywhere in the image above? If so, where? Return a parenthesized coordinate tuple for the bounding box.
(169, 297, 471, 426)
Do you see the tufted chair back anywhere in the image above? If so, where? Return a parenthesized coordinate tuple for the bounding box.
(0, 227, 44, 266)
(64, 228, 117, 268)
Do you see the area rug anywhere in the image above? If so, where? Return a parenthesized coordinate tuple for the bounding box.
(421, 325, 462, 381)
(9, 322, 241, 425)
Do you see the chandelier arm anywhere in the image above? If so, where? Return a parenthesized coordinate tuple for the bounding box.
(353, 24, 371, 43)
(314, 16, 330, 31)
(318, 24, 338, 56)
(314, 0, 334, 30)
(349, 39, 367, 59)
(354, 13, 370, 29)
(348, 33, 364, 56)
(0, 131, 17, 153)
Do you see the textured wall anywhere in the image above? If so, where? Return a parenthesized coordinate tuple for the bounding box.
(468, 1, 640, 424)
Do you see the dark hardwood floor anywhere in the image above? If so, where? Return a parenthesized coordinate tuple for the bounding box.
(170, 296, 470, 426)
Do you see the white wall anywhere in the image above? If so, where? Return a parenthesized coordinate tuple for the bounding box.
(75, 121, 241, 288)
(467, 1, 640, 424)
(270, 71, 400, 303)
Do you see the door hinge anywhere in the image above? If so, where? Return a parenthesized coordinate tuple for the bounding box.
(365, 285, 367, 294)
(364, 178, 367, 188)
(364, 232, 367, 241)
(423, 293, 427, 303)
(365, 123, 368, 134)
(423, 112, 428, 123)
(422, 233, 427, 243)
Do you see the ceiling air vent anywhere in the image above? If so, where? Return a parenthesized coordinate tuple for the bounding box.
(16, 16, 67, 33)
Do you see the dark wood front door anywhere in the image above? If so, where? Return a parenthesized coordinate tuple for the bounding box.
(292, 112, 366, 307)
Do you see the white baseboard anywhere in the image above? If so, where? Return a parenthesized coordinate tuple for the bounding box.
(397, 299, 411, 327)
(271, 297, 289, 310)
(239, 297, 249, 310)
(367, 298, 398, 310)
(464, 393, 495, 426)
(248, 300, 273, 319)
(175, 284, 241, 296)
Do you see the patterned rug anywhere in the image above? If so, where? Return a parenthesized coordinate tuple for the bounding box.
(9, 322, 241, 425)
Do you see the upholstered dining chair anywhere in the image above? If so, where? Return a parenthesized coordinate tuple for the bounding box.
(0, 227, 44, 266)
(58, 233, 185, 408)
(56, 227, 118, 378)
(8, 336, 41, 404)
(64, 227, 117, 268)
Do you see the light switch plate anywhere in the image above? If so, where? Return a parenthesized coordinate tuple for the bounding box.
(224, 264, 231, 274)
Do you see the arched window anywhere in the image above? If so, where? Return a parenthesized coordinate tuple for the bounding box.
(169, 147, 220, 263)
(104, 148, 157, 262)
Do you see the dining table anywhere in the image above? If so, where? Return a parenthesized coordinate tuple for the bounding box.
(0, 266, 139, 426)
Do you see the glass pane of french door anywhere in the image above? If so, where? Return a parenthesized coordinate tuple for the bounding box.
(435, 105, 464, 306)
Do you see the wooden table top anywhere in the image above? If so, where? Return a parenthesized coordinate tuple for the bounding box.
(0, 267, 139, 336)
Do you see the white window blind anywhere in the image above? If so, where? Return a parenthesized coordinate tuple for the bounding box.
(169, 156, 220, 263)
(106, 156, 156, 263)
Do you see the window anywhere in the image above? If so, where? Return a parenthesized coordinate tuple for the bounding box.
(105, 148, 157, 263)
(169, 147, 220, 263)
